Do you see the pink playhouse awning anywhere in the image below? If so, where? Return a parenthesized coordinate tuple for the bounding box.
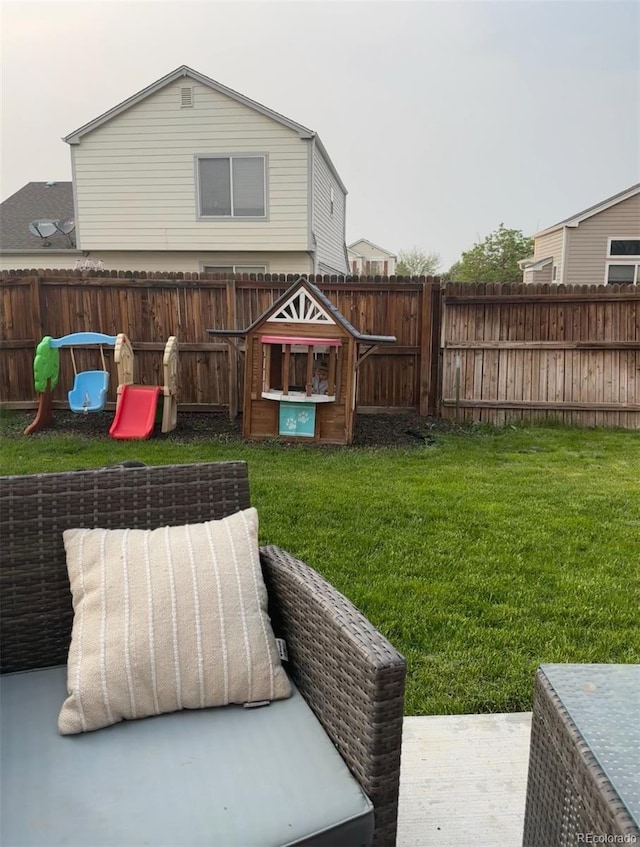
(260, 336, 342, 346)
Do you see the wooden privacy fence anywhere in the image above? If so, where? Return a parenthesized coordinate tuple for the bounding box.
(0, 271, 441, 416)
(3, 272, 639, 428)
(440, 283, 640, 428)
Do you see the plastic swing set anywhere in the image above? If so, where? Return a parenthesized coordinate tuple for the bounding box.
(24, 332, 178, 439)
(23, 332, 116, 436)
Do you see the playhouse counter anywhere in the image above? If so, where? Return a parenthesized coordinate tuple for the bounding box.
(261, 391, 336, 404)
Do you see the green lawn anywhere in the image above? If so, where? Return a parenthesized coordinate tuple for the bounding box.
(2, 414, 639, 716)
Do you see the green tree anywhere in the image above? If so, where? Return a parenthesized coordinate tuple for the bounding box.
(441, 261, 461, 283)
(451, 224, 533, 283)
(396, 247, 442, 277)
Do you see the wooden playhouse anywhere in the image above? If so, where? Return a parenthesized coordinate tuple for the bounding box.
(208, 277, 396, 445)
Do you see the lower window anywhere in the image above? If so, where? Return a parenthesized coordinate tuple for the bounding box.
(607, 264, 639, 284)
(203, 265, 267, 275)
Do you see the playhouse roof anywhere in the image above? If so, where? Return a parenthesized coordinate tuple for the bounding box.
(208, 277, 397, 345)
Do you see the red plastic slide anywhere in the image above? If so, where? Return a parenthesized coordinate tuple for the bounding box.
(109, 385, 161, 440)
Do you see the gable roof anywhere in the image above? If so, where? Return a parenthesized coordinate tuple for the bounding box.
(535, 183, 640, 238)
(519, 256, 553, 271)
(63, 65, 347, 194)
(208, 277, 396, 345)
(347, 238, 397, 258)
(0, 182, 77, 252)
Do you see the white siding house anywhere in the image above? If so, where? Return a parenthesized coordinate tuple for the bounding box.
(347, 239, 397, 275)
(1, 67, 349, 274)
(521, 184, 640, 286)
(312, 144, 349, 273)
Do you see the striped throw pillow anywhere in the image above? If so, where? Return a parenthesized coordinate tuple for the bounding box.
(59, 508, 291, 734)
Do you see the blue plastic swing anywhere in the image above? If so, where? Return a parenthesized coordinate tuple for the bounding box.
(68, 370, 110, 413)
(46, 332, 116, 415)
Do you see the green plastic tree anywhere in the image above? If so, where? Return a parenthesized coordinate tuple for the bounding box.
(33, 337, 60, 393)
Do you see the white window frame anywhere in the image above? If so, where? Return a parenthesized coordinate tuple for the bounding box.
(604, 262, 640, 285)
(604, 238, 640, 285)
(606, 237, 640, 258)
(195, 154, 268, 220)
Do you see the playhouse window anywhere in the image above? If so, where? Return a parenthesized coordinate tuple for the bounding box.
(260, 337, 341, 401)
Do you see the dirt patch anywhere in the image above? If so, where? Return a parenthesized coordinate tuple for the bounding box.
(5, 408, 463, 447)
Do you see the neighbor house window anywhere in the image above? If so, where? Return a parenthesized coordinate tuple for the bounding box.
(198, 156, 266, 217)
(606, 239, 640, 284)
(608, 239, 640, 257)
(203, 265, 267, 275)
(607, 264, 639, 284)
(365, 259, 383, 274)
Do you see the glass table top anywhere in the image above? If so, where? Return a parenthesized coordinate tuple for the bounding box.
(541, 664, 640, 828)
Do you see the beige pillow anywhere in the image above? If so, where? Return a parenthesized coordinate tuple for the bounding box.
(59, 508, 291, 734)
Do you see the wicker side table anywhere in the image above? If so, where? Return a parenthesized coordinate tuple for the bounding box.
(522, 664, 640, 846)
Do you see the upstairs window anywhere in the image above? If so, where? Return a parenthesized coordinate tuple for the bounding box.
(198, 156, 266, 218)
(608, 239, 640, 257)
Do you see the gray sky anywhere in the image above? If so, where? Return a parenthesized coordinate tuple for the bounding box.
(1, 0, 638, 268)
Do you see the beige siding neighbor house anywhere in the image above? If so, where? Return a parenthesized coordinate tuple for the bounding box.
(0, 66, 349, 274)
(520, 183, 640, 286)
(347, 239, 397, 275)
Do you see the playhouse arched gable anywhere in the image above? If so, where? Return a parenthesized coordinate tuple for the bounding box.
(269, 287, 336, 325)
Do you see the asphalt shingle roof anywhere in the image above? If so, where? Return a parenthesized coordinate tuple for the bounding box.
(0, 182, 75, 251)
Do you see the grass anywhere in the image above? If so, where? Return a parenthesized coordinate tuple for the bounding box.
(2, 411, 639, 716)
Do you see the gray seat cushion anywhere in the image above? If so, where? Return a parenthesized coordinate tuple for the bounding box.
(1, 666, 374, 847)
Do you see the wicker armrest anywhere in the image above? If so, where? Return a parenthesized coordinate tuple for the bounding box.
(259, 545, 406, 847)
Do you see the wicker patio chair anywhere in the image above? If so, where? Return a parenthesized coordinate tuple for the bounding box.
(0, 461, 406, 846)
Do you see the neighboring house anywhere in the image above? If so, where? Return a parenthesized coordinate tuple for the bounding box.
(0, 182, 81, 267)
(520, 183, 640, 286)
(0, 66, 349, 275)
(347, 239, 397, 275)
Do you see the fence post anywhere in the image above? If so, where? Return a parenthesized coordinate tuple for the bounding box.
(429, 281, 442, 415)
(226, 276, 238, 419)
(418, 279, 432, 415)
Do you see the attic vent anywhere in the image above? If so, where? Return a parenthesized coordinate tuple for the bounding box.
(180, 86, 193, 108)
